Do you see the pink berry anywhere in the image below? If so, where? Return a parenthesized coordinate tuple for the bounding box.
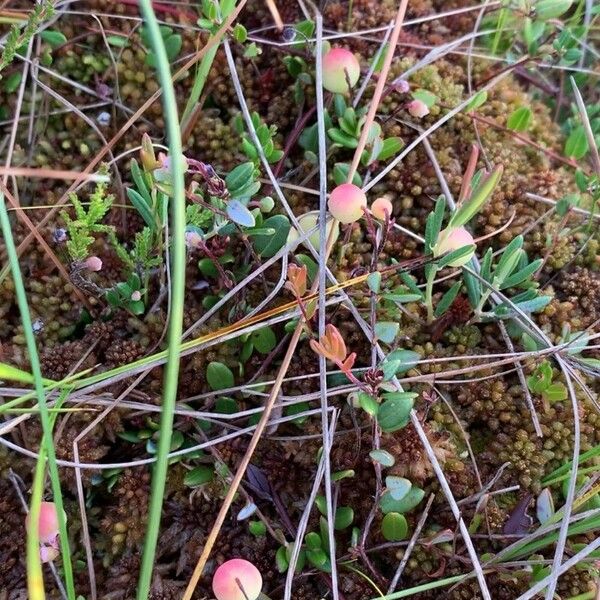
(433, 226, 475, 267)
(84, 256, 103, 272)
(407, 99, 429, 118)
(328, 183, 367, 224)
(26, 502, 63, 545)
(212, 559, 263, 600)
(371, 197, 393, 220)
(322, 48, 360, 94)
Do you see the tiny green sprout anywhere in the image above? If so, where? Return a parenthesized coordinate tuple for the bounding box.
(212, 559, 263, 600)
(328, 183, 367, 224)
(371, 196, 393, 220)
(432, 226, 476, 267)
(322, 48, 360, 94)
(526, 360, 568, 405)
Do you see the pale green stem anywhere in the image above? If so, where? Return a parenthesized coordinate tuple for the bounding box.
(424, 264, 438, 324)
(136, 0, 186, 598)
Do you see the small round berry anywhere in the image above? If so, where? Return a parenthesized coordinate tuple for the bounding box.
(84, 256, 103, 272)
(433, 226, 475, 267)
(407, 99, 429, 118)
(328, 183, 367, 224)
(371, 197, 393, 220)
(212, 559, 262, 600)
(26, 502, 63, 545)
(322, 48, 360, 94)
(287, 211, 340, 251)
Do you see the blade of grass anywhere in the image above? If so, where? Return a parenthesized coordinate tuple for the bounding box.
(0, 191, 75, 599)
(135, 1, 186, 598)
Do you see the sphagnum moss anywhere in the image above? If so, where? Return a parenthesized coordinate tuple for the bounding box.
(0, 0, 598, 597)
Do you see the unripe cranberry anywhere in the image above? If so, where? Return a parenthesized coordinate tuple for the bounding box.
(371, 197, 393, 220)
(407, 99, 429, 118)
(328, 183, 367, 224)
(26, 502, 62, 545)
(212, 559, 262, 600)
(433, 226, 475, 267)
(83, 256, 102, 272)
(322, 48, 360, 94)
(287, 211, 340, 251)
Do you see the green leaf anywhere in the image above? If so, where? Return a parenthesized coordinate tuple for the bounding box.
(510, 295, 552, 314)
(542, 382, 568, 403)
(464, 90, 488, 112)
(226, 162, 255, 193)
(130, 158, 152, 204)
(448, 167, 502, 228)
(227, 200, 256, 227)
(381, 512, 408, 541)
(501, 259, 542, 289)
(398, 271, 423, 297)
(381, 349, 421, 377)
(370, 43, 389, 72)
(434, 281, 462, 318)
(233, 23, 247, 43)
(305, 532, 322, 551)
(107, 35, 128, 47)
(358, 392, 379, 417)
(369, 449, 395, 467)
(380, 486, 425, 514)
(536, 0, 573, 20)
(328, 128, 359, 148)
(437, 244, 476, 269)
(249, 520, 266, 536)
(537, 488, 554, 524)
(127, 188, 156, 229)
(3, 72, 21, 93)
(164, 34, 182, 61)
(251, 327, 277, 354)
(206, 361, 234, 390)
(40, 30, 67, 48)
(291, 19, 315, 48)
(331, 469, 355, 482)
(184, 466, 214, 487)
(253, 215, 290, 257)
(382, 293, 423, 303)
(462, 261, 481, 308)
(367, 271, 381, 293)
(412, 89, 437, 108)
(295, 254, 318, 283)
(377, 393, 415, 432)
(507, 106, 533, 132)
(334, 506, 354, 530)
(374, 321, 399, 344)
(386, 476, 411, 501)
(377, 137, 404, 161)
(307, 548, 328, 569)
(216, 397, 238, 414)
(333, 162, 362, 186)
(276, 546, 289, 572)
(425, 196, 446, 252)
(564, 125, 588, 159)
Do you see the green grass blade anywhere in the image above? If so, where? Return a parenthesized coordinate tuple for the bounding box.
(136, 1, 187, 598)
(0, 192, 76, 599)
